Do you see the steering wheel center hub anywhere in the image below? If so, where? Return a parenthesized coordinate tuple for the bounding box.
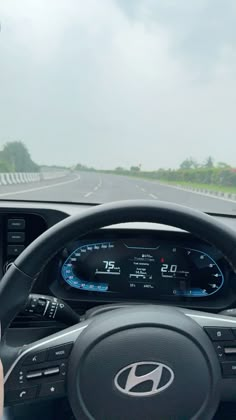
(68, 306, 220, 420)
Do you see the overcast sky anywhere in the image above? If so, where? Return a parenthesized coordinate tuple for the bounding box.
(1, 0, 236, 169)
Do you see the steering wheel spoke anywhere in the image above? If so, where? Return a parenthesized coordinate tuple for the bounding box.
(3, 321, 88, 407)
(186, 309, 236, 384)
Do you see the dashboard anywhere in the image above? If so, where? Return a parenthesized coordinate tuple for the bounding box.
(0, 202, 236, 320)
(49, 229, 236, 310)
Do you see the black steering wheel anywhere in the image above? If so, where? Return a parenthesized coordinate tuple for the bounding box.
(1, 200, 236, 420)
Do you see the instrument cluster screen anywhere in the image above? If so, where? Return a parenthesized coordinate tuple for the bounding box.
(61, 238, 224, 299)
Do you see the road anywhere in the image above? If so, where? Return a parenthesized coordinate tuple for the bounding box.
(0, 171, 235, 214)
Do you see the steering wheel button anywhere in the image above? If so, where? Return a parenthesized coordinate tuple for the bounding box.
(23, 350, 47, 365)
(60, 362, 67, 375)
(48, 343, 73, 361)
(213, 343, 224, 359)
(44, 367, 60, 376)
(39, 381, 65, 398)
(26, 371, 43, 380)
(224, 347, 236, 354)
(204, 327, 234, 341)
(5, 386, 38, 404)
(221, 362, 236, 376)
(231, 329, 236, 338)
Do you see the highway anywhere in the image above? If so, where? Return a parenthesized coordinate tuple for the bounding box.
(0, 171, 235, 214)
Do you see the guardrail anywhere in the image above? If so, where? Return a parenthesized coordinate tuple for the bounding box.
(158, 181, 236, 201)
(0, 171, 68, 186)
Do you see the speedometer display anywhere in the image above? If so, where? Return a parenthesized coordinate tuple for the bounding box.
(61, 239, 225, 299)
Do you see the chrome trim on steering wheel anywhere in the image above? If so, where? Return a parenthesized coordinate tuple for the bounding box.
(4, 324, 87, 384)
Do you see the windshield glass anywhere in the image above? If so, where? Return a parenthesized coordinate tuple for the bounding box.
(1, 0, 236, 214)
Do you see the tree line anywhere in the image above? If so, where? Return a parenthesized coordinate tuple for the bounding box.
(58, 156, 236, 188)
(111, 157, 236, 188)
(0, 141, 39, 172)
(155, 157, 236, 186)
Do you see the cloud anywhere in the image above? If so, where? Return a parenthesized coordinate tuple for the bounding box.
(0, 0, 236, 169)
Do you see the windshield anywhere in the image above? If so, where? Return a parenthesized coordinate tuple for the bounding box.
(1, 1, 236, 214)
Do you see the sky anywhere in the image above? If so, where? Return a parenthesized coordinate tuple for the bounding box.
(1, 0, 236, 170)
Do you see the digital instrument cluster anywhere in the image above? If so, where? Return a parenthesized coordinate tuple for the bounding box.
(60, 237, 225, 299)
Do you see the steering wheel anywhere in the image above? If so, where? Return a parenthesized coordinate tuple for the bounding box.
(1, 200, 236, 420)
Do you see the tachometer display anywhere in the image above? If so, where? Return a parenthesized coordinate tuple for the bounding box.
(61, 239, 225, 298)
(158, 247, 224, 297)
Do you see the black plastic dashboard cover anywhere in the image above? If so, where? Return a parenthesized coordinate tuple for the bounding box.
(1, 199, 236, 334)
(14, 200, 236, 277)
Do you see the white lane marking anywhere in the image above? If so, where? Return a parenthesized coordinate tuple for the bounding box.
(149, 193, 158, 199)
(84, 191, 93, 198)
(85, 177, 102, 197)
(0, 174, 80, 197)
(141, 188, 146, 192)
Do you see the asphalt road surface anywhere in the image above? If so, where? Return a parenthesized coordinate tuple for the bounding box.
(0, 171, 236, 214)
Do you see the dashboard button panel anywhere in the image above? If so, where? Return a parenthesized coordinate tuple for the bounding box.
(8, 219, 26, 230)
(8, 232, 25, 243)
(7, 245, 25, 256)
(4, 213, 47, 283)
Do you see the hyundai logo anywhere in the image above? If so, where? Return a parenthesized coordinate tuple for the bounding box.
(114, 362, 174, 397)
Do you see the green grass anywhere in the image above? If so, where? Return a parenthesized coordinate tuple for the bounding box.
(159, 180, 236, 194)
(102, 170, 236, 194)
